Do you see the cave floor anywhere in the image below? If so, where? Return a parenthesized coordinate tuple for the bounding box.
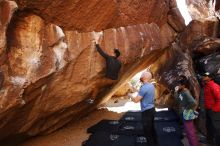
(19, 98, 208, 146)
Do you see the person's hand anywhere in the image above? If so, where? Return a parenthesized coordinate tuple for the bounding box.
(127, 93, 133, 98)
(93, 40, 97, 46)
(127, 93, 135, 101)
(174, 86, 179, 92)
(93, 32, 103, 44)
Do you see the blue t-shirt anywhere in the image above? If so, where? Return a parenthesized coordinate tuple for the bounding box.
(138, 83, 155, 111)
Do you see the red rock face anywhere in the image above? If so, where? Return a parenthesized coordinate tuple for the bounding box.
(179, 20, 219, 50)
(0, 3, 170, 139)
(167, 7, 185, 32)
(1, 0, 219, 143)
(216, 0, 220, 11)
(0, 0, 17, 64)
(15, 0, 169, 31)
(186, 0, 219, 20)
(152, 43, 200, 101)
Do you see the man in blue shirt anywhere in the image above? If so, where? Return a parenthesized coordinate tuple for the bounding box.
(128, 71, 156, 146)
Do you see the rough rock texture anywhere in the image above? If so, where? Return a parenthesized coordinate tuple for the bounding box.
(0, 0, 17, 65)
(186, 0, 217, 20)
(167, 7, 185, 32)
(15, 0, 170, 32)
(112, 83, 133, 97)
(216, 0, 220, 11)
(0, 1, 173, 139)
(198, 52, 220, 74)
(193, 37, 220, 55)
(151, 1, 220, 107)
(151, 43, 200, 101)
(160, 23, 177, 49)
(154, 83, 174, 108)
(179, 20, 219, 50)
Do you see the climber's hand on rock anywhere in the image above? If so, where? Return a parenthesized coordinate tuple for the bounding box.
(127, 93, 134, 100)
(93, 32, 103, 44)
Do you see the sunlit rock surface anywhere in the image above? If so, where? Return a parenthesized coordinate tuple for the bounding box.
(113, 83, 133, 97)
(0, 0, 17, 64)
(186, 0, 218, 20)
(0, 0, 172, 139)
(15, 0, 170, 31)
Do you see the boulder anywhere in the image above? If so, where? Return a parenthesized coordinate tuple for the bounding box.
(167, 8, 185, 32)
(193, 37, 220, 55)
(154, 83, 175, 108)
(160, 23, 177, 49)
(151, 43, 200, 101)
(113, 83, 133, 97)
(0, 0, 17, 64)
(179, 20, 219, 50)
(198, 52, 220, 75)
(0, 11, 164, 140)
(16, 0, 169, 31)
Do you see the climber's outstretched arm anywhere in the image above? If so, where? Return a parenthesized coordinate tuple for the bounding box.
(95, 44, 109, 59)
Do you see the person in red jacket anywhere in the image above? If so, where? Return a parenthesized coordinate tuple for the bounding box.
(202, 72, 220, 145)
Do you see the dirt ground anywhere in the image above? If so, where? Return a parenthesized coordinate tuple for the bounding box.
(19, 98, 208, 146)
(19, 109, 123, 146)
(19, 98, 139, 146)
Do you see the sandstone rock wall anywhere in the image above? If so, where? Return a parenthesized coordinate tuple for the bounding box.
(1, 0, 219, 143)
(0, 0, 17, 64)
(0, 0, 184, 140)
(15, 0, 170, 31)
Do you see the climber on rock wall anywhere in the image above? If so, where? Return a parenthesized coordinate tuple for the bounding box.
(85, 34, 122, 104)
(95, 43, 121, 80)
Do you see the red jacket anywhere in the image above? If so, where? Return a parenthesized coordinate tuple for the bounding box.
(204, 80, 220, 112)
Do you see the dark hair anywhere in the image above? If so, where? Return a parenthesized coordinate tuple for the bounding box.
(114, 49, 120, 58)
(178, 79, 189, 89)
(202, 72, 214, 79)
(179, 75, 187, 80)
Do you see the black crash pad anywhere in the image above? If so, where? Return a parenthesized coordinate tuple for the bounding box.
(121, 112, 142, 122)
(83, 132, 136, 146)
(87, 120, 122, 134)
(154, 121, 182, 137)
(154, 110, 178, 122)
(156, 136, 184, 146)
(135, 135, 148, 146)
(118, 122, 144, 135)
(155, 121, 183, 146)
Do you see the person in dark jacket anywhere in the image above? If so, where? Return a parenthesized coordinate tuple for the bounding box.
(85, 43, 122, 104)
(202, 72, 220, 145)
(95, 43, 121, 80)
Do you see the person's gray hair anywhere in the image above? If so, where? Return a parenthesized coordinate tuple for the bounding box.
(140, 71, 152, 81)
